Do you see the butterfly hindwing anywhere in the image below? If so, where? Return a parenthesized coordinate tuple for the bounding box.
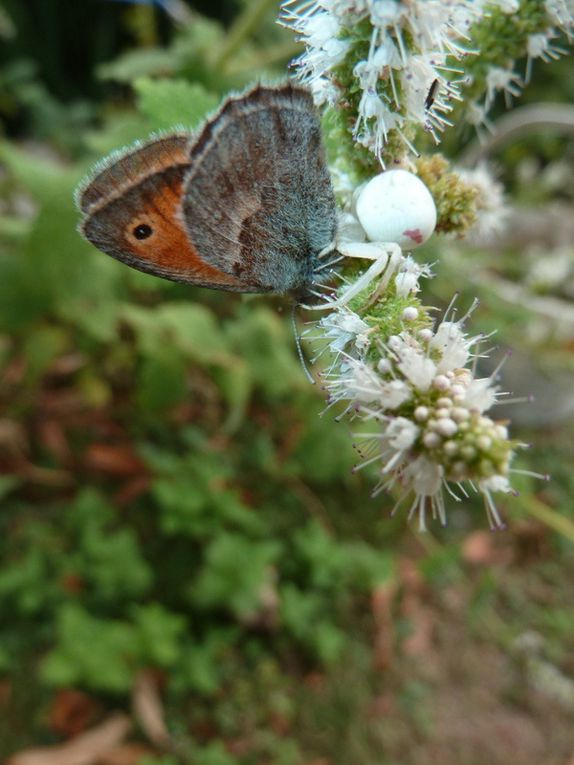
(181, 84, 337, 294)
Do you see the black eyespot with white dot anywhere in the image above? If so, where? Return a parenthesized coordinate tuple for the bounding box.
(133, 223, 153, 240)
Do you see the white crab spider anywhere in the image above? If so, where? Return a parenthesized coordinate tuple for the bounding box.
(301, 240, 403, 311)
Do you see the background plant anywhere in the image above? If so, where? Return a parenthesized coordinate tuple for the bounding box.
(1, 1, 574, 764)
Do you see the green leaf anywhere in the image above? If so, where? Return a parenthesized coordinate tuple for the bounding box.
(288, 412, 356, 483)
(42, 604, 138, 693)
(122, 302, 229, 363)
(192, 533, 281, 617)
(131, 603, 186, 668)
(214, 356, 252, 432)
(152, 454, 262, 538)
(154, 302, 228, 362)
(84, 113, 155, 157)
(62, 490, 152, 599)
(173, 630, 235, 696)
(313, 622, 346, 665)
(135, 77, 218, 131)
(78, 525, 153, 601)
(0, 546, 60, 616)
(0, 146, 122, 329)
(280, 585, 324, 639)
(293, 520, 346, 589)
(342, 543, 395, 589)
(280, 585, 346, 664)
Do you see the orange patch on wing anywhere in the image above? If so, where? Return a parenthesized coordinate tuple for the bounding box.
(125, 179, 244, 290)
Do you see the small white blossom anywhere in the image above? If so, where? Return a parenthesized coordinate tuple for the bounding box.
(464, 377, 497, 412)
(418, 328, 434, 343)
(545, 0, 574, 36)
(370, 1, 406, 28)
(379, 379, 412, 409)
(485, 66, 523, 108)
(526, 247, 573, 290)
(406, 455, 442, 497)
(480, 475, 513, 493)
(386, 417, 420, 450)
(395, 255, 430, 296)
(389, 334, 437, 391)
(402, 456, 445, 529)
(430, 320, 471, 372)
(310, 77, 340, 106)
(340, 359, 385, 403)
(526, 31, 565, 81)
(318, 308, 371, 354)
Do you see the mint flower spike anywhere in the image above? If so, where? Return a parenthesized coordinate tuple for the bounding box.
(281, 0, 574, 159)
(280, 0, 486, 158)
(277, 0, 566, 526)
(304, 238, 523, 531)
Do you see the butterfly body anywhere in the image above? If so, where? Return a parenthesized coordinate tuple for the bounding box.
(76, 84, 337, 297)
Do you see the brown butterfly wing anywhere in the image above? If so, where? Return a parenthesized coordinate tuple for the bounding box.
(77, 85, 336, 294)
(78, 134, 246, 290)
(77, 134, 190, 214)
(181, 84, 337, 294)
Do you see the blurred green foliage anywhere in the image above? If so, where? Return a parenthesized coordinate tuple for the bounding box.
(0, 4, 396, 758)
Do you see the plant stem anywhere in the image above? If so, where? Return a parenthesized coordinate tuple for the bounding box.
(522, 496, 574, 544)
(211, 0, 278, 72)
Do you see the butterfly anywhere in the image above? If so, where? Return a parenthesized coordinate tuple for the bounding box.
(75, 83, 339, 300)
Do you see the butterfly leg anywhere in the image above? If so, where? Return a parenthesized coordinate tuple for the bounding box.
(302, 242, 402, 311)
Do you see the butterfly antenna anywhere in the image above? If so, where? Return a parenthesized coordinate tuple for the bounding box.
(291, 303, 316, 385)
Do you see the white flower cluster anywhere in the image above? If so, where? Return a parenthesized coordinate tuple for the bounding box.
(309, 248, 518, 530)
(280, 0, 573, 154)
(468, 0, 571, 132)
(280, 0, 487, 155)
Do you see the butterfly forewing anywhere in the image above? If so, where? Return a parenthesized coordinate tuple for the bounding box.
(77, 84, 336, 295)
